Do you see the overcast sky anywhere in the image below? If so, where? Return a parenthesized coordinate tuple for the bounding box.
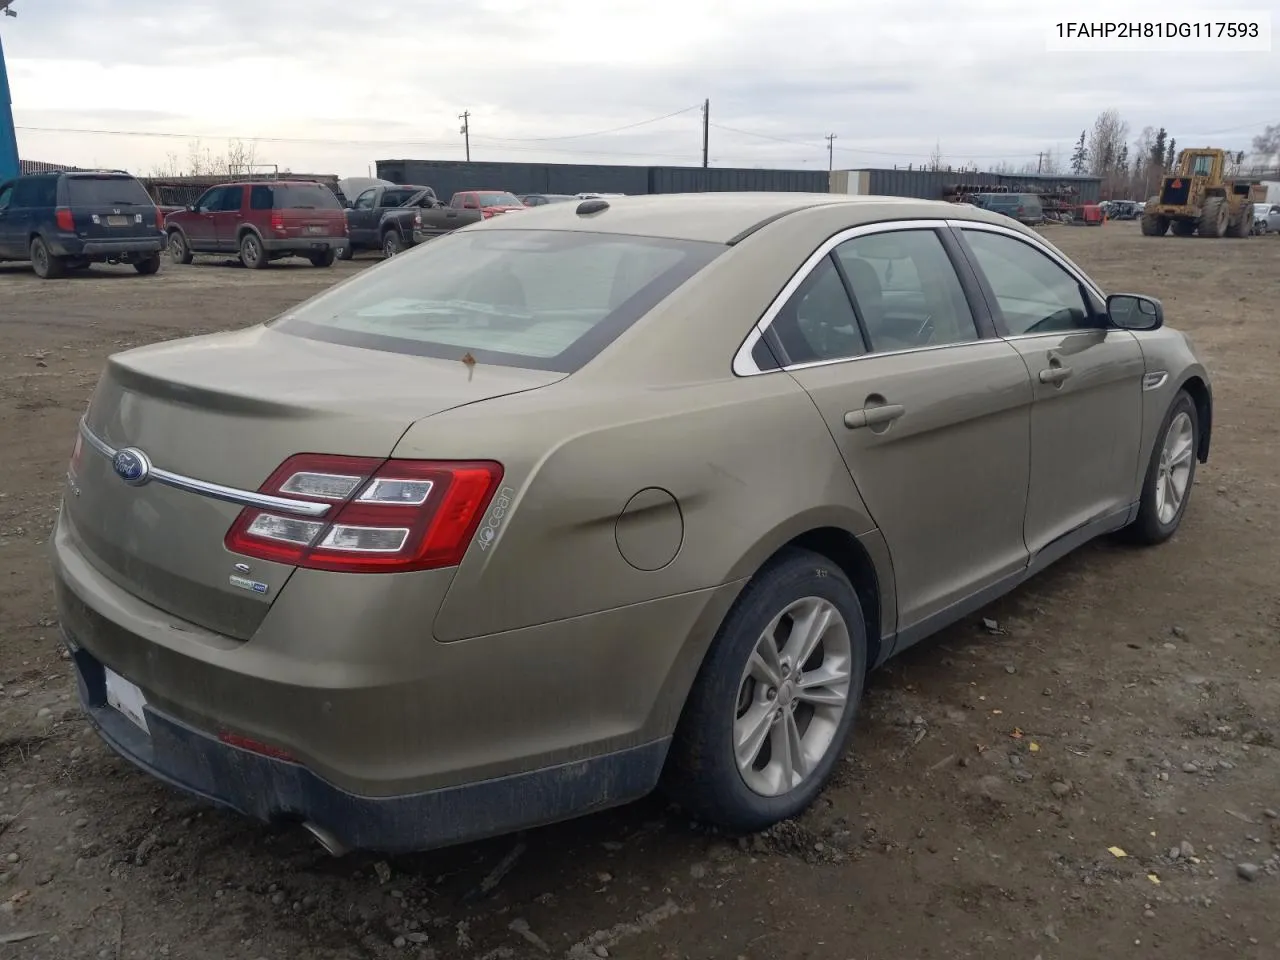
(3, 0, 1276, 178)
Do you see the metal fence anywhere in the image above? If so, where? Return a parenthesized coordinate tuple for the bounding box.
(376, 159, 829, 199)
(137, 173, 344, 208)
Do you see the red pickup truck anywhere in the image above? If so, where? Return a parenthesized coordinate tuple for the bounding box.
(448, 190, 526, 219)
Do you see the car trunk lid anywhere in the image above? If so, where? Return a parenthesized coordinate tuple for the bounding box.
(65, 326, 563, 641)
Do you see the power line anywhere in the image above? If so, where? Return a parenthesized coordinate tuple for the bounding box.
(478, 105, 702, 143)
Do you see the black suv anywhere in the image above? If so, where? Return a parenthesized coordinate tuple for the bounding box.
(0, 170, 165, 279)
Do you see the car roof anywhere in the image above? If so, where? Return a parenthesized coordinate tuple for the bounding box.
(482, 192, 989, 244)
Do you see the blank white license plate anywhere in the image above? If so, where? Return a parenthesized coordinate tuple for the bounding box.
(306, 225, 324, 234)
(106, 215, 129, 227)
(104, 667, 150, 735)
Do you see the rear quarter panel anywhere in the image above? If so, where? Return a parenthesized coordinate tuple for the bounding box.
(393, 375, 876, 644)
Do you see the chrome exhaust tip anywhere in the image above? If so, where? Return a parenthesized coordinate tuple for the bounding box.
(302, 821, 349, 857)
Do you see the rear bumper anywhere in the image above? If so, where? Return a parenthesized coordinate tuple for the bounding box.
(260, 236, 346, 253)
(68, 638, 667, 854)
(50, 503, 739, 851)
(50, 236, 164, 258)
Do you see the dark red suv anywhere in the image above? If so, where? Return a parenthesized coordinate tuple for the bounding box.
(165, 180, 348, 269)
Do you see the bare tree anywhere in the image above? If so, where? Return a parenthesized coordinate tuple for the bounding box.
(1039, 147, 1060, 175)
(928, 141, 944, 172)
(145, 138, 261, 177)
(1086, 109, 1130, 199)
(1252, 123, 1280, 166)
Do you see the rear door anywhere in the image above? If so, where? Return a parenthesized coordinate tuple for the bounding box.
(953, 222, 1145, 557)
(763, 221, 1034, 636)
(63, 174, 158, 242)
(211, 185, 245, 250)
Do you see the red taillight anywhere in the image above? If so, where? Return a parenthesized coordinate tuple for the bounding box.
(155, 207, 165, 232)
(55, 207, 75, 231)
(224, 454, 505, 573)
(270, 211, 285, 233)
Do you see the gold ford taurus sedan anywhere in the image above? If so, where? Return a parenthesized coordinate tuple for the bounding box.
(51, 193, 1212, 854)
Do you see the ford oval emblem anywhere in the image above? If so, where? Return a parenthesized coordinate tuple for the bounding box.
(112, 447, 152, 486)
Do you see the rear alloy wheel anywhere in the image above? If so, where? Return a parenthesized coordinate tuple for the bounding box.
(167, 230, 193, 264)
(309, 249, 336, 268)
(382, 230, 403, 258)
(30, 236, 66, 279)
(239, 232, 268, 269)
(335, 243, 353, 261)
(663, 548, 867, 833)
(133, 253, 162, 275)
(1123, 390, 1199, 546)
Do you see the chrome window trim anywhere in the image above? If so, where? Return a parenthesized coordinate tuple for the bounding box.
(77, 419, 332, 518)
(944, 219, 1110, 341)
(732, 218, 955, 377)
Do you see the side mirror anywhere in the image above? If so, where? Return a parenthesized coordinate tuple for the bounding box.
(185, 204, 195, 213)
(1107, 293, 1163, 331)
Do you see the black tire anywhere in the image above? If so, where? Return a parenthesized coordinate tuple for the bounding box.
(1122, 390, 1199, 546)
(30, 236, 65, 279)
(335, 243, 353, 261)
(382, 230, 403, 258)
(167, 230, 193, 265)
(662, 548, 868, 833)
(1198, 197, 1227, 237)
(1140, 212, 1169, 236)
(134, 254, 162, 275)
(1171, 220, 1197, 237)
(239, 231, 268, 269)
(1225, 203, 1253, 238)
(309, 249, 336, 268)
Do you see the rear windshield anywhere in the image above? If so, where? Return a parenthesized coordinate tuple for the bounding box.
(271, 229, 724, 372)
(478, 192, 522, 208)
(269, 184, 342, 210)
(64, 175, 152, 207)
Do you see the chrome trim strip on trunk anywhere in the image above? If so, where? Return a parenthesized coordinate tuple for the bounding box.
(77, 418, 332, 518)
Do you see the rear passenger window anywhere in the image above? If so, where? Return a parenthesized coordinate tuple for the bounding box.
(834, 230, 979, 352)
(769, 256, 866, 365)
(250, 185, 274, 210)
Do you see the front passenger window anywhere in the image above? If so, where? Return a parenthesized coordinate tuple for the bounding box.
(962, 230, 1094, 335)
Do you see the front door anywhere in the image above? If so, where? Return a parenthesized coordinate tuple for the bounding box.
(955, 225, 1145, 557)
(772, 224, 1034, 635)
(211, 185, 245, 251)
(184, 187, 223, 249)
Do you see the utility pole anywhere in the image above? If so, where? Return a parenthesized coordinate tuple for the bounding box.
(825, 133, 837, 173)
(0, 0, 19, 182)
(1037, 151, 1045, 174)
(701, 99, 709, 168)
(458, 110, 471, 162)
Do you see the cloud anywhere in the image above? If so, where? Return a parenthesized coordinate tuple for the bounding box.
(5, 0, 1276, 177)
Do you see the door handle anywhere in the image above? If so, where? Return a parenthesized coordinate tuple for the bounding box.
(1038, 365, 1073, 385)
(844, 403, 905, 430)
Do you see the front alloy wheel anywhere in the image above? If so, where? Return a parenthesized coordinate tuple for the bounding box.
(1123, 389, 1200, 545)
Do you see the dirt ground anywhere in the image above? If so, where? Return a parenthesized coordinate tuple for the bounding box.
(1, 227, 1278, 960)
